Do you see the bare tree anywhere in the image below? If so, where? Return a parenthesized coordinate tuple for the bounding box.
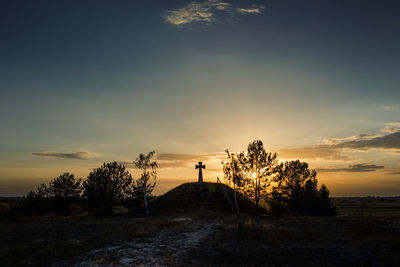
(133, 151, 158, 215)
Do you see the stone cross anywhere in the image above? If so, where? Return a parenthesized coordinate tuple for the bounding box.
(195, 162, 206, 182)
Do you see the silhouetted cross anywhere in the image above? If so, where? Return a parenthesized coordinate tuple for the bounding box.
(196, 162, 206, 183)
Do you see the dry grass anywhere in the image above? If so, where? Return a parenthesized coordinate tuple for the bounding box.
(0, 215, 178, 267)
(182, 215, 400, 266)
(1, 197, 400, 266)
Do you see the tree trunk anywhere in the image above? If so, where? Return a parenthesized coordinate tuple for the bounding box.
(143, 185, 149, 216)
(234, 185, 239, 215)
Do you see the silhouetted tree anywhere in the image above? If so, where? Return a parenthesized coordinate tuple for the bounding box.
(83, 162, 132, 216)
(317, 184, 337, 216)
(47, 173, 82, 215)
(239, 140, 279, 212)
(222, 149, 244, 214)
(270, 160, 336, 216)
(274, 160, 316, 214)
(131, 151, 157, 215)
(23, 183, 51, 215)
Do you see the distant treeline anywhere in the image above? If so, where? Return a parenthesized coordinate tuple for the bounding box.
(4, 152, 157, 221)
(222, 140, 337, 217)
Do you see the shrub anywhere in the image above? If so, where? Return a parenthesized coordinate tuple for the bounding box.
(83, 162, 133, 216)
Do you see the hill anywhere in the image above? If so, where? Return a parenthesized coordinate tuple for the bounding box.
(143, 182, 263, 215)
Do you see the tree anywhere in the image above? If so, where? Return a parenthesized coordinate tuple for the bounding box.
(270, 160, 336, 216)
(132, 151, 157, 215)
(222, 149, 244, 214)
(47, 173, 82, 215)
(240, 140, 279, 212)
(317, 184, 337, 216)
(273, 160, 316, 214)
(83, 162, 133, 216)
(23, 183, 51, 215)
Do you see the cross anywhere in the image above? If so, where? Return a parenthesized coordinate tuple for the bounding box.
(195, 162, 206, 182)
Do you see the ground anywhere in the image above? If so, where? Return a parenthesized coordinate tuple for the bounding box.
(1, 197, 400, 266)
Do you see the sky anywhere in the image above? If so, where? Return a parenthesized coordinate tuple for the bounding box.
(1, 0, 400, 196)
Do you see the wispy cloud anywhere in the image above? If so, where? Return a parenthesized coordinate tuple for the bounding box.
(237, 5, 265, 15)
(331, 131, 400, 150)
(276, 122, 400, 161)
(324, 133, 381, 145)
(382, 122, 400, 134)
(381, 105, 399, 111)
(162, 0, 265, 27)
(317, 164, 385, 173)
(278, 146, 352, 161)
(32, 151, 93, 159)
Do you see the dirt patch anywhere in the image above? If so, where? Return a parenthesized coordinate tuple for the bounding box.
(68, 220, 215, 266)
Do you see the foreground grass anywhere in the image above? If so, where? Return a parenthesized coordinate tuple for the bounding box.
(1, 214, 400, 266)
(183, 216, 400, 266)
(0, 215, 178, 267)
(1, 197, 400, 266)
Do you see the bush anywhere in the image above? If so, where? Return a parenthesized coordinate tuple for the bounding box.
(83, 162, 133, 216)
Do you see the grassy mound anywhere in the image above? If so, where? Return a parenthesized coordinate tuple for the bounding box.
(144, 182, 263, 215)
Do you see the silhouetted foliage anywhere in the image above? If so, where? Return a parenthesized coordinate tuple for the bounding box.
(11, 173, 82, 217)
(83, 162, 132, 216)
(129, 151, 157, 215)
(222, 149, 245, 214)
(269, 160, 336, 216)
(223, 141, 336, 217)
(225, 140, 279, 212)
(47, 173, 82, 215)
(22, 183, 51, 216)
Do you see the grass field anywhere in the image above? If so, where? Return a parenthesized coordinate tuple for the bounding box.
(334, 197, 400, 222)
(1, 197, 399, 266)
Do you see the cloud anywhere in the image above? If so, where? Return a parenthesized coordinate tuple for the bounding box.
(323, 122, 400, 151)
(331, 131, 400, 150)
(32, 151, 92, 159)
(162, 0, 265, 27)
(317, 164, 385, 173)
(381, 105, 399, 111)
(324, 133, 381, 145)
(382, 122, 400, 133)
(237, 5, 265, 15)
(278, 146, 352, 161)
(277, 122, 400, 161)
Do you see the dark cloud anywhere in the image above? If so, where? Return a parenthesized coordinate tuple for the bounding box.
(278, 125, 400, 161)
(332, 131, 400, 150)
(32, 151, 92, 159)
(317, 164, 385, 173)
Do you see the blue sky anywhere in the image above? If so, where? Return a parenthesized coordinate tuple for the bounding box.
(1, 0, 400, 196)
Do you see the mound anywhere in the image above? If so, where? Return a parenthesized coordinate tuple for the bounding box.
(144, 182, 263, 215)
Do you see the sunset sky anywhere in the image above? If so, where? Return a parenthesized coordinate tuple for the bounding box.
(1, 0, 399, 196)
